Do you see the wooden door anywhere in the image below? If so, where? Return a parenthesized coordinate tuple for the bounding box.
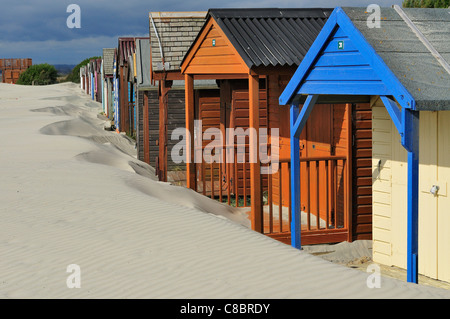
(229, 89, 267, 202)
(304, 104, 333, 157)
(300, 104, 350, 232)
(301, 104, 333, 228)
(196, 89, 221, 196)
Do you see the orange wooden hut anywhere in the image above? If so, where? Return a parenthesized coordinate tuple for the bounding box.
(182, 8, 349, 240)
(181, 8, 374, 245)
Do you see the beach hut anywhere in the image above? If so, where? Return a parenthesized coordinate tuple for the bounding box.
(127, 52, 137, 136)
(80, 66, 85, 90)
(115, 37, 151, 137)
(113, 48, 120, 132)
(88, 60, 95, 100)
(116, 37, 136, 135)
(80, 65, 87, 95)
(102, 48, 115, 119)
(134, 38, 157, 165)
(85, 65, 90, 96)
(91, 60, 96, 100)
(280, 6, 450, 284)
(148, 11, 218, 183)
(181, 8, 346, 243)
(87, 65, 91, 96)
(95, 58, 102, 104)
(81, 66, 84, 92)
(101, 60, 105, 112)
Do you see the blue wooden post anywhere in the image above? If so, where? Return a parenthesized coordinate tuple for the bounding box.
(290, 94, 318, 250)
(290, 103, 301, 249)
(407, 149, 419, 283)
(403, 109, 420, 283)
(381, 98, 420, 284)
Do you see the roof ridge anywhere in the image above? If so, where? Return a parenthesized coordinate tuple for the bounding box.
(209, 8, 332, 19)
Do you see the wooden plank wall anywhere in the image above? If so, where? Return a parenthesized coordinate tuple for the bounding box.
(436, 111, 450, 283)
(167, 90, 187, 171)
(185, 22, 247, 74)
(300, 26, 387, 95)
(371, 99, 394, 267)
(267, 74, 291, 207)
(352, 103, 373, 240)
(372, 96, 450, 283)
(333, 104, 349, 228)
(141, 88, 188, 171)
(231, 88, 267, 195)
(148, 90, 160, 168)
(299, 104, 348, 226)
(137, 90, 145, 162)
(197, 90, 221, 182)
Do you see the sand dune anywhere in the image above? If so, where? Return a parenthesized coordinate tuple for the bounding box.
(0, 82, 449, 299)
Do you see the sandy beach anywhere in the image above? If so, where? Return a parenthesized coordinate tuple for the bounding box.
(0, 82, 449, 299)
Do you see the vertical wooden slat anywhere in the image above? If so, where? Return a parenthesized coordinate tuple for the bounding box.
(227, 160, 231, 206)
(333, 161, 338, 228)
(249, 73, 262, 232)
(185, 74, 196, 190)
(234, 150, 238, 207)
(307, 161, 311, 231)
(279, 167, 283, 233)
(119, 65, 127, 133)
(210, 159, 215, 200)
(326, 160, 330, 229)
(343, 159, 346, 229)
(243, 161, 247, 207)
(143, 92, 150, 164)
(288, 162, 292, 229)
(219, 148, 223, 203)
(220, 82, 228, 206)
(268, 166, 273, 234)
(330, 159, 334, 228)
(158, 79, 169, 182)
(202, 159, 206, 196)
(123, 64, 130, 134)
(346, 103, 353, 241)
(316, 160, 320, 230)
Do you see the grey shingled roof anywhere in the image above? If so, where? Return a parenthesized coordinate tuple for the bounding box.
(343, 7, 450, 110)
(207, 8, 332, 68)
(149, 11, 207, 72)
(102, 48, 115, 76)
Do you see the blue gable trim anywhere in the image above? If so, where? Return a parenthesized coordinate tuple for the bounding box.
(279, 9, 338, 105)
(279, 7, 415, 110)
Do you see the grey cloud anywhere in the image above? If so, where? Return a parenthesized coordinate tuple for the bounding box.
(0, 0, 403, 64)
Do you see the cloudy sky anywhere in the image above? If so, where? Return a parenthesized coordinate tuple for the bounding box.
(0, 0, 403, 65)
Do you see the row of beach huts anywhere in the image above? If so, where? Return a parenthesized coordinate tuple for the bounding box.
(79, 6, 450, 284)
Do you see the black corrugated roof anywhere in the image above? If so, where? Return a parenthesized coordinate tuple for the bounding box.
(208, 8, 332, 68)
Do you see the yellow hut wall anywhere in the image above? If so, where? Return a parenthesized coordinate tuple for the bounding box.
(371, 97, 450, 283)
